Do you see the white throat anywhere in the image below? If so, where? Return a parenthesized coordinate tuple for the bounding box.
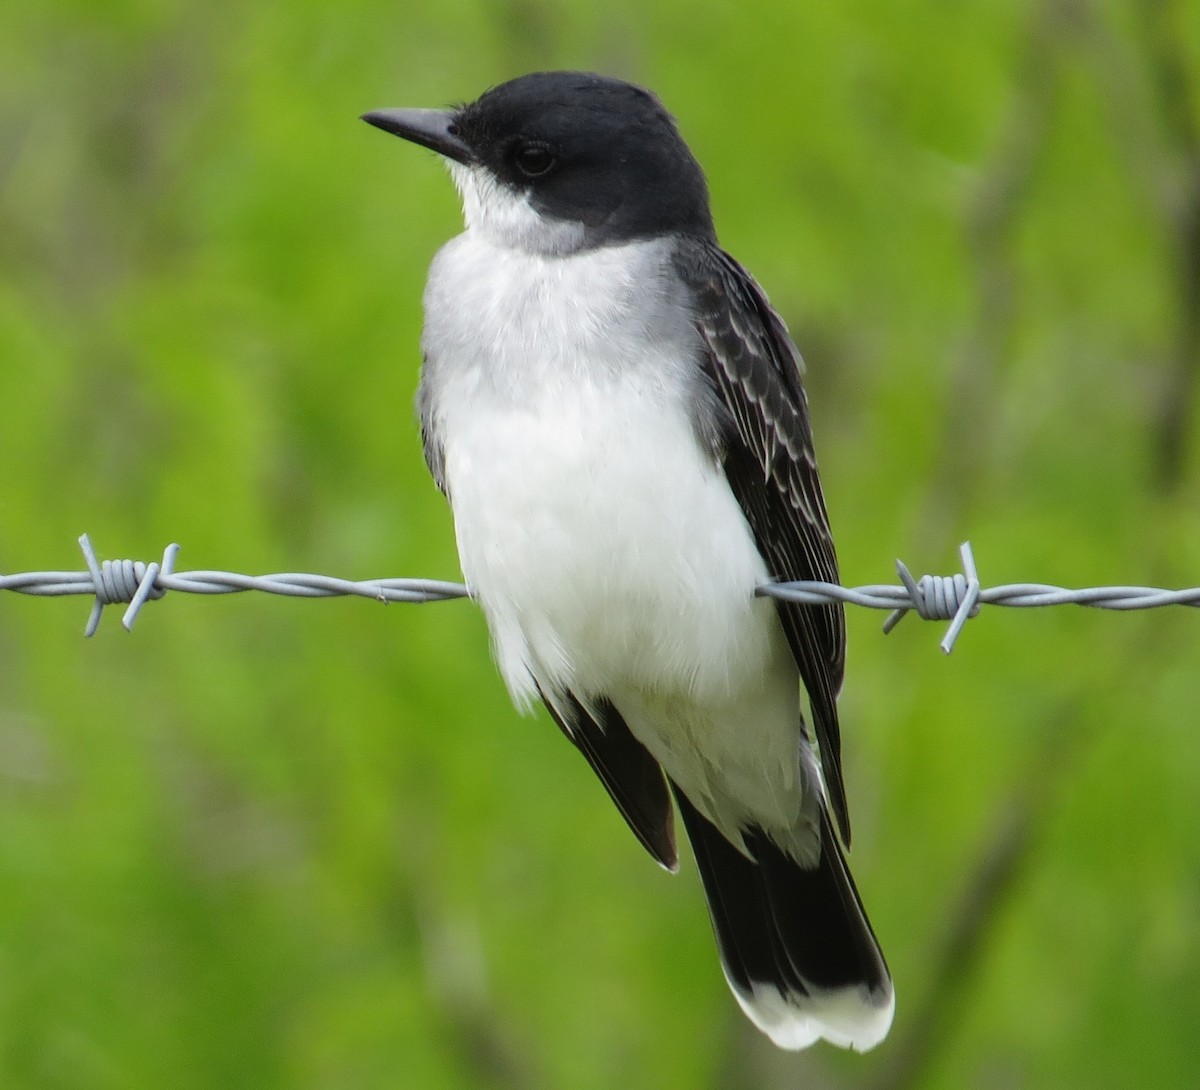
(447, 162, 587, 256)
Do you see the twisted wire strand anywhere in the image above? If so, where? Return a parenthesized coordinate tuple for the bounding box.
(1, 536, 1197, 652)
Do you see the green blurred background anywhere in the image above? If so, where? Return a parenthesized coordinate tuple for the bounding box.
(2, 1, 1199, 1087)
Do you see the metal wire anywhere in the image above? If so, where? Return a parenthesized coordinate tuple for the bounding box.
(1, 535, 1197, 653)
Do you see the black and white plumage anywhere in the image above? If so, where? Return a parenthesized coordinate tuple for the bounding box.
(363, 71, 893, 1051)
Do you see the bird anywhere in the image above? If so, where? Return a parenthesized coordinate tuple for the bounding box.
(362, 71, 893, 1052)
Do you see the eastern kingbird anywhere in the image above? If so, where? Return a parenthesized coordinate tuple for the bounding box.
(363, 71, 893, 1051)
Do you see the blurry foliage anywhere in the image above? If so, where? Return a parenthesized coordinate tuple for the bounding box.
(2, 0, 1199, 1087)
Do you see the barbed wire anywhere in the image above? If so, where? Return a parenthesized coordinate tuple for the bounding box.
(2, 536, 1198, 654)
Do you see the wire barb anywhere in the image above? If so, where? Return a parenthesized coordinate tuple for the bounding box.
(2, 535, 1199, 651)
(78, 533, 180, 637)
(883, 541, 983, 653)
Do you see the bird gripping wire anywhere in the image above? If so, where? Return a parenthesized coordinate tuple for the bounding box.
(3, 535, 1199, 653)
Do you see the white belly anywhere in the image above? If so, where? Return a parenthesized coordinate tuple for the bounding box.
(444, 372, 774, 700)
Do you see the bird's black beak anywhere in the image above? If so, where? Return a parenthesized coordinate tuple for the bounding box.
(360, 108, 476, 165)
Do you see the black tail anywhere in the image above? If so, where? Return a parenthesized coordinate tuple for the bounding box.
(673, 785, 893, 1050)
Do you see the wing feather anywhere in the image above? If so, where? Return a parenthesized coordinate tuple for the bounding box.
(538, 686, 678, 870)
(673, 239, 851, 844)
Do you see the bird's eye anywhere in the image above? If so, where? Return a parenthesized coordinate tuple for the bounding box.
(513, 143, 555, 177)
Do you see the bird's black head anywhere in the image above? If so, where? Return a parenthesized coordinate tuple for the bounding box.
(363, 71, 715, 252)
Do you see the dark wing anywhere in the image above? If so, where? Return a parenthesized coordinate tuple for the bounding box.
(673, 238, 851, 845)
(537, 686, 678, 871)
